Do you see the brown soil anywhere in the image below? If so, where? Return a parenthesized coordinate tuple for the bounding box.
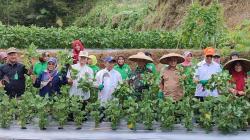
(2, 49, 249, 70)
(142, 0, 250, 30)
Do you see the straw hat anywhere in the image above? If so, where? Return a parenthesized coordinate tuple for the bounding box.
(128, 52, 153, 63)
(159, 53, 185, 64)
(79, 51, 89, 58)
(6, 47, 19, 54)
(224, 58, 250, 72)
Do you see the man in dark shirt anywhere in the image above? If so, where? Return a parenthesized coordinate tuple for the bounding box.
(0, 47, 29, 98)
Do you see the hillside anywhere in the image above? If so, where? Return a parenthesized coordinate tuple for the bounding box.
(75, 0, 250, 30)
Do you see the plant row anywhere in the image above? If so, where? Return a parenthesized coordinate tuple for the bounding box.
(0, 24, 230, 49)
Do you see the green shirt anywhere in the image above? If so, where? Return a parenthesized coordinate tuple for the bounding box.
(33, 61, 48, 76)
(248, 71, 250, 76)
(114, 64, 131, 80)
(89, 65, 100, 76)
(146, 63, 157, 74)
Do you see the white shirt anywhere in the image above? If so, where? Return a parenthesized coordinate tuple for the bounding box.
(67, 63, 94, 100)
(95, 68, 122, 105)
(194, 61, 222, 97)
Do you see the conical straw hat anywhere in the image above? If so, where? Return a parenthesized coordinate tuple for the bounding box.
(224, 58, 250, 72)
(128, 52, 153, 63)
(159, 53, 185, 64)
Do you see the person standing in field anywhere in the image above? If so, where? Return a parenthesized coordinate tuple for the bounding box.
(114, 56, 131, 80)
(0, 52, 7, 66)
(72, 40, 85, 64)
(67, 51, 94, 101)
(95, 56, 122, 105)
(144, 52, 157, 74)
(33, 57, 68, 97)
(194, 47, 222, 101)
(87, 55, 100, 77)
(0, 48, 31, 98)
(158, 53, 185, 101)
(128, 52, 154, 100)
(33, 52, 49, 76)
(224, 58, 250, 96)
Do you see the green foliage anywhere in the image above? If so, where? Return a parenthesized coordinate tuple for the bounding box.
(198, 97, 216, 133)
(139, 99, 156, 130)
(0, 0, 96, 27)
(105, 98, 122, 130)
(158, 97, 176, 130)
(214, 95, 250, 133)
(205, 71, 232, 93)
(0, 25, 181, 49)
(74, 0, 155, 30)
(52, 94, 70, 129)
(113, 81, 134, 104)
(179, 1, 227, 49)
(86, 101, 101, 128)
(177, 97, 195, 131)
(0, 94, 15, 128)
(123, 97, 139, 130)
(16, 91, 37, 129)
(35, 95, 51, 130)
(70, 96, 86, 129)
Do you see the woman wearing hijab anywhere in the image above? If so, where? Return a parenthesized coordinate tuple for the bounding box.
(88, 55, 100, 77)
(33, 57, 68, 97)
(72, 40, 85, 64)
(224, 58, 250, 96)
(0, 52, 7, 66)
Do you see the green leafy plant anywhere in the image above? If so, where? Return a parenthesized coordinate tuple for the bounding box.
(113, 81, 134, 105)
(177, 97, 195, 131)
(86, 101, 101, 128)
(16, 91, 37, 129)
(214, 95, 250, 133)
(105, 98, 122, 130)
(198, 96, 216, 133)
(0, 94, 15, 128)
(158, 97, 176, 130)
(139, 99, 155, 130)
(77, 73, 94, 93)
(35, 95, 51, 130)
(52, 95, 70, 129)
(205, 71, 231, 93)
(22, 43, 38, 68)
(69, 96, 86, 129)
(123, 97, 139, 130)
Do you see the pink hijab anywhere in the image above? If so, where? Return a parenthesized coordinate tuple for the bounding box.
(181, 51, 192, 67)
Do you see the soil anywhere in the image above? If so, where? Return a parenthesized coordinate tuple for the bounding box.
(143, 0, 250, 30)
(1, 48, 249, 70)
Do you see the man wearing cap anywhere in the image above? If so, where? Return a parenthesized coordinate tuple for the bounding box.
(67, 51, 94, 101)
(95, 56, 122, 105)
(0, 47, 30, 98)
(213, 53, 221, 65)
(194, 47, 222, 101)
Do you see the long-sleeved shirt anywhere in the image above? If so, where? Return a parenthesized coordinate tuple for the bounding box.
(114, 64, 131, 80)
(67, 63, 94, 100)
(0, 63, 28, 98)
(194, 61, 222, 97)
(95, 68, 122, 105)
(33, 71, 67, 97)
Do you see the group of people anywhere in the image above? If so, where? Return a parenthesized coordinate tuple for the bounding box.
(0, 40, 249, 105)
